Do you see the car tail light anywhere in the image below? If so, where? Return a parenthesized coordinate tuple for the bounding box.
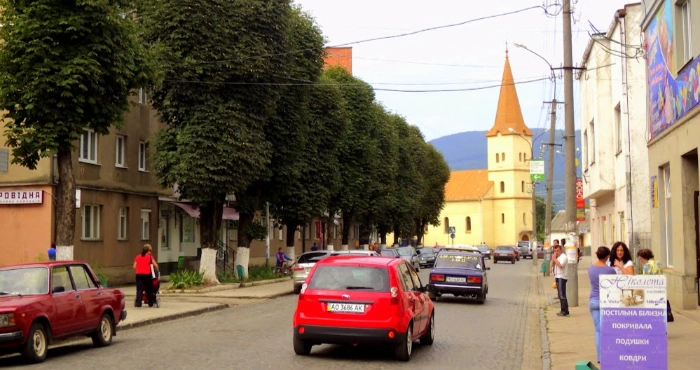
(430, 274, 445, 282)
(467, 276, 482, 284)
(388, 331, 395, 338)
(509, 254, 514, 257)
(298, 326, 305, 334)
(390, 286, 399, 305)
(293, 267, 304, 271)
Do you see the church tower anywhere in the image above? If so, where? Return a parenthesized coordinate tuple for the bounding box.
(486, 50, 535, 243)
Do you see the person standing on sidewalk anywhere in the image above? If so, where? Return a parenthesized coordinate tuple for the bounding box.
(552, 244, 569, 316)
(589, 246, 616, 364)
(133, 244, 158, 307)
(637, 248, 674, 323)
(608, 241, 634, 275)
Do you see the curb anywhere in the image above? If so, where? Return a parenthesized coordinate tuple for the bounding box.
(162, 290, 295, 300)
(161, 277, 290, 294)
(536, 270, 552, 370)
(117, 304, 229, 331)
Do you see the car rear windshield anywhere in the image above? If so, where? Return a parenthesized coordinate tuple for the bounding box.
(476, 245, 489, 251)
(298, 252, 328, 264)
(495, 247, 513, 252)
(308, 266, 390, 291)
(397, 248, 414, 256)
(418, 248, 436, 255)
(434, 254, 482, 269)
(380, 250, 396, 257)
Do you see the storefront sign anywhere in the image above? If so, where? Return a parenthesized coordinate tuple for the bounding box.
(0, 190, 43, 204)
(575, 178, 586, 221)
(600, 274, 667, 369)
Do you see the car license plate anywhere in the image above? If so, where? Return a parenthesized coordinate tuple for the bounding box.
(327, 303, 365, 313)
(446, 277, 466, 283)
(305, 268, 310, 273)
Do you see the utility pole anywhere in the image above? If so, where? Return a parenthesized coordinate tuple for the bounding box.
(543, 99, 564, 247)
(531, 176, 538, 267)
(562, 0, 579, 307)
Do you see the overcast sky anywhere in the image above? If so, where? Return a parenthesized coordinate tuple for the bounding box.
(293, 0, 640, 141)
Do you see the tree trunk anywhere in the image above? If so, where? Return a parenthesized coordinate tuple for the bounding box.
(341, 214, 351, 250)
(285, 222, 299, 261)
(55, 146, 76, 261)
(198, 200, 223, 284)
(392, 225, 400, 246)
(415, 219, 426, 246)
(234, 212, 254, 279)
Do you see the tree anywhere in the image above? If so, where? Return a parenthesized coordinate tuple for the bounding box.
(142, 0, 293, 282)
(536, 195, 548, 242)
(0, 0, 155, 259)
(413, 144, 450, 245)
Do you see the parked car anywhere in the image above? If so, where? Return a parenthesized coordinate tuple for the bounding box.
(416, 247, 437, 267)
(427, 250, 489, 303)
(379, 248, 401, 259)
(493, 246, 516, 264)
(292, 255, 435, 361)
(293, 250, 380, 294)
(517, 241, 533, 259)
(0, 261, 127, 363)
(475, 244, 491, 259)
(397, 247, 420, 271)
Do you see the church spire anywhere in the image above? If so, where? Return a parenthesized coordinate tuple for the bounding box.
(486, 50, 532, 137)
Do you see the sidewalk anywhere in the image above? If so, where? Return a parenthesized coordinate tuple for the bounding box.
(540, 257, 700, 370)
(113, 278, 294, 331)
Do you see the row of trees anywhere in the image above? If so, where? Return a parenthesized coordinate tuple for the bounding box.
(0, 0, 450, 281)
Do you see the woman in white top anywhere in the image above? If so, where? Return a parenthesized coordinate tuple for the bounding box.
(607, 241, 634, 275)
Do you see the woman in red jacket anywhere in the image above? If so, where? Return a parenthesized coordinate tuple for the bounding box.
(133, 244, 159, 307)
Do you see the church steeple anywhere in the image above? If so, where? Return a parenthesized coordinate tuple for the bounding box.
(486, 50, 533, 137)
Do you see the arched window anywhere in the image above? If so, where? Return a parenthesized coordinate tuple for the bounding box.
(501, 213, 505, 224)
(466, 217, 472, 232)
(523, 152, 527, 161)
(519, 153, 522, 162)
(521, 181, 525, 192)
(500, 181, 505, 193)
(496, 153, 499, 163)
(523, 213, 527, 224)
(502, 152, 506, 161)
(444, 217, 450, 233)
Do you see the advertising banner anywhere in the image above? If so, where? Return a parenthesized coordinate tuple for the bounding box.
(600, 274, 668, 369)
(0, 190, 44, 205)
(530, 159, 545, 181)
(575, 178, 585, 221)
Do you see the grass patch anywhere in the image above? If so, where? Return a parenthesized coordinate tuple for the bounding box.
(217, 265, 286, 283)
(169, 269, 205, 290)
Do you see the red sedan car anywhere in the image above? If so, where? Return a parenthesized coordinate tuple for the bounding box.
(0, 261, 127, 363)
(293, 256, 435, 361)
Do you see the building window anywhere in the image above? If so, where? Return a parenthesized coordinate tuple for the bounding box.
(661, 166, 673, 266)
(521, 181, 525, 193)
(496, 153, 499, 163)
(82, 205, 101, 240)
(619, 211, 625, 241)
(305, 223, 310, 240)
(583, 131, 589, 169)
(444, 217, 450, 233)
(180, 215, 195, 243)
(523, 213, 526, 225)
(523, 152, 527, 161)
(117, 207, 128, 240)
(500, 181, 505, 193)
(141, 209, 151, 240)
(115, 135, 126, 167)
(519, 153, 522, 162)
(138, 88, 148, 104)
(0, 148, 8, 173)
(501, 213, 505, 224)
(79, 129, 98, 163)
(466, 217, 471, 232)
(614, 104, 622, 154)
(680, 1, 693, 63)
(501, 152, 506, 162)
(589, 120, 595, 164)
(138, 141, 149, 171)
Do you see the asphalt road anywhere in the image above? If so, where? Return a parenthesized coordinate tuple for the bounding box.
(1, 258, 539, 370)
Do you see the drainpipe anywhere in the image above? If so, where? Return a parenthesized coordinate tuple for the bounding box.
(618, 9, 636, 258)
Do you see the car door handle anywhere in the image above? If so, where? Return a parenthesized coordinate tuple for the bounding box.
(75, 294, 81, 299)
(97, 291, 102, 296)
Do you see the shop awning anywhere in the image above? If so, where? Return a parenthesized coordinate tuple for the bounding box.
(172, 202, 238, 221)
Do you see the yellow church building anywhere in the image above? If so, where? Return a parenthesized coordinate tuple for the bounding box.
(423, 51, 534, 248)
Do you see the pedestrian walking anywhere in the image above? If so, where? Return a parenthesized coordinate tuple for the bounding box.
(589, 246, 616, 364)
(552, 244, 569, 316)
(637, 248, 674, 322)
(47, 243, 56, 261)
(133, 244, 159, 307)
(608, 241, 634, 275)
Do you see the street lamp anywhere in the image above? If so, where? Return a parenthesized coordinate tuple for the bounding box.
(508, 127, 549, 267)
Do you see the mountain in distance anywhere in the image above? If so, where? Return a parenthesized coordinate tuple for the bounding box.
(429, 128, 582, 212)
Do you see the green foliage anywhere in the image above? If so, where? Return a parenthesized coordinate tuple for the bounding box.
(216, 271, 238, 284)
(246, 220, 268, 241)
(536, 196, 548, 241)
(246, 265, 278, 281)
(169, 270, 205, 290)
(0, 0, 156, 168)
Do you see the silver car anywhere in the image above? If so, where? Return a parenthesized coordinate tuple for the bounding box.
(292, 250, 379, 293)
(397, 246, 420, 271)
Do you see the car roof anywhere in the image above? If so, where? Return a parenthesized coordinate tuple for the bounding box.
(316, 255, 397, 267)
(0, 260, 90, 269)
(437, 250, 483, 257)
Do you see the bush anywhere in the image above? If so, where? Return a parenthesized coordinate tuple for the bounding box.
(247, 265, 277, 281)
(217, 271, 238, 284)
(170, 270, 205, 290)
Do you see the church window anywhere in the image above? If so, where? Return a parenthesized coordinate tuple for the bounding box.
(521, 181, 525, 192)
(496, 153, 499, 163)
(519, 153, 522, 162)
(501, 213, 505, 224)
(523, 213, 526, 225)
(500, 181, 505, 193)
(523, 152, 527, 161)
(502, 152, 506, 161)
(444, 217, 450, 233)
(466, 217, 472, 232)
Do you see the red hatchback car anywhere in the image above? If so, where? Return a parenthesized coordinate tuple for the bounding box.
(292, 256, 435, 361)
(0, 261, 127, 363)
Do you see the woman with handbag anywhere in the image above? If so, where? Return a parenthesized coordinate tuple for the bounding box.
(133, 244, 159, 307)
(637, 248, 674, 322)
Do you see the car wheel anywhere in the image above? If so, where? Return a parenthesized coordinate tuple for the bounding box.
(21, 322, 48, 363)
(293, 333, 312, 355)
(293, 285, 302, 294)
(420, 312, 435, 345)
(92, 313, 114, 347)
(395, 323, 413, 361)
(511, 259, 515, 264)
(428, 291, 437, 301)
(477, 293, 486, 304)
(493, 260, 497, 264)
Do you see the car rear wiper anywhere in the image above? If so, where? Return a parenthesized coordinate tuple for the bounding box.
(345, 286, 375, 290)
(0, 291, 21, 297)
